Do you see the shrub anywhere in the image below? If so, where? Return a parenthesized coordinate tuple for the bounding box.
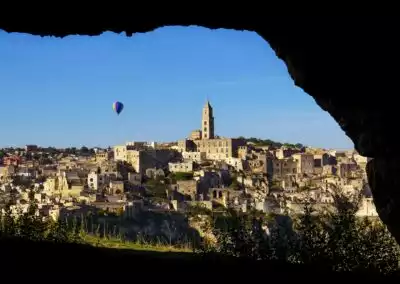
(171, 172, 193, 181)
(199, 190, 400, 274)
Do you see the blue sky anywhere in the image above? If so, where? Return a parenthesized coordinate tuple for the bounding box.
(0, 26, 353, 149)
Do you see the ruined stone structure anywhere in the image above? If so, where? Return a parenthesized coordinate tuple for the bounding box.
(3, 15, 400, 247)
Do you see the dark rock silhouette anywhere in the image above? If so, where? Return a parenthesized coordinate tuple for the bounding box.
(0, 11, 399, 277)
(0, 237, 394, 281)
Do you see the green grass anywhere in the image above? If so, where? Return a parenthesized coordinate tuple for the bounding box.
(82, 234, 192, 253)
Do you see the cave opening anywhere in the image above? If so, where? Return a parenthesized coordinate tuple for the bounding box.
(1, 19, 400, 255)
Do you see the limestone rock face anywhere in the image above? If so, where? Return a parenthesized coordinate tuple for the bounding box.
(189, 215, 217, 246)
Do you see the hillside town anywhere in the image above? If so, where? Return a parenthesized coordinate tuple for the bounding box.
(0, 100, 376, 238)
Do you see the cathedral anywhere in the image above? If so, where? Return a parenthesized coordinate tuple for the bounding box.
(179, 100, 246, 160)
(189, 100, 215, 140)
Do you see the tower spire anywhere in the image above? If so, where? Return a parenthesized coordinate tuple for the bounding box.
(201, 97, 214, 139)
(204, 95, 211, 108)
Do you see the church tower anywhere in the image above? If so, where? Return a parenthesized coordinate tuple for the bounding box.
(201, 100, 215, 139)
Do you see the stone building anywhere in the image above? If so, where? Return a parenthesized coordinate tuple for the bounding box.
(179, 100, 246, 161)
(226, 157, 244, 171)
(43, 171, 84, 198)
(338, 162, 358, 178)
(201, 100, 215, 139)
(109, 180, 124, 195)
(237, 146, 250, 160)
(193, 138, 245, 160)
(248, 152, 269, 174)
(190, 130, 202, 140)
(177, 139, 196, 152)
(182, 151, 206, 162)
(356, 197, 378, 217)
(173, 180, 198, 200)
(25, 144, 38, 152)
(168, 161, 194, 173)
(145, 168, 165, 179)
(113, 144, 175, 174)
(275, 147, 302, 159)
(95, 150, 113, 162)
(270, 158, 297, 180)
(292, 153, 315, 175)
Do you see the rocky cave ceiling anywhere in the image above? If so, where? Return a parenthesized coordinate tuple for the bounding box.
(1, 14, 399, 243)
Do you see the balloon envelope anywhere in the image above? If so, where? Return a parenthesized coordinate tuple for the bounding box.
(112, 101, 124, 115)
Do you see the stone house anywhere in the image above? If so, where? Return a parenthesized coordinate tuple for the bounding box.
(168, 161, 194, 173)
(292, 153, 315, 175)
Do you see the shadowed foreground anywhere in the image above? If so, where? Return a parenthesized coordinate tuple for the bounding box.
(1, 237, 397, 282)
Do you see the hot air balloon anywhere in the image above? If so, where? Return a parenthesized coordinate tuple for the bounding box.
(112, 101, 124, 115)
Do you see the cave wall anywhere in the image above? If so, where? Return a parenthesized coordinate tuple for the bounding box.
(1, 14, 399, 242)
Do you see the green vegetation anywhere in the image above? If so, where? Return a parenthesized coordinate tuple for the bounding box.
(82, 235, 191, 252)
(0, 190, 192, 252)
(1, 187, 399, 274)
(170, 172, 194, 182)
(64, 147, 78, 155)
(198, 191, 400, 274)
(40, 147, 59, 154)
(0, 204, 191, 253)
(145, 179, 168, 199)
(229, 178, 241, 190)
(237, 136, 304, 148)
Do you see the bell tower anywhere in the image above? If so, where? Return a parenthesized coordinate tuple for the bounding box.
(201, 100, 214, 139)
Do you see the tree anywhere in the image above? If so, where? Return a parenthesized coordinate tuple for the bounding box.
(200, 186, 400, 274)
(229, 179, 240, 190)
(80, 146, 89, 154)
(171, 172, 193, 181)
(146, 179, 168, 199)
(25, 152, 33, 161)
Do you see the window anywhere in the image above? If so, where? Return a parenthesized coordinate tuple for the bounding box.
(204, 127, 207, 132)
(204, 121, 207, 125)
